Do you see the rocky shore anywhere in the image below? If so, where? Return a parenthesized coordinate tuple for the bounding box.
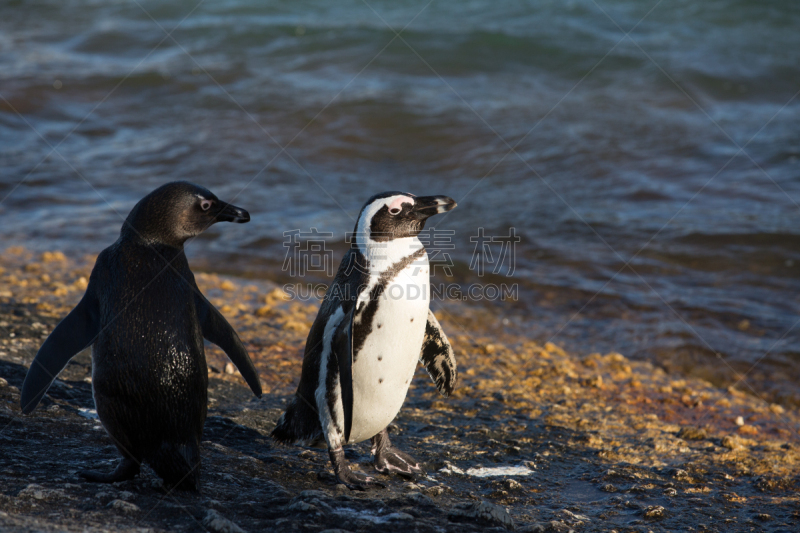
(1, 247, 799, 532)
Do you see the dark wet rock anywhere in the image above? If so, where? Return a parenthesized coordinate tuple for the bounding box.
(449, 501, 515, 530)
(17, 484, 69, 501)
(383, 512, 414, 521)
(296, 489, 330, 500)
(3, 252, 800, 533)
(670, 468, 693, 482)
(519, 521, 571, 533)
(560, 509, 590, 524)
(755, 475, 792, 492)
(203, 509, 246, 533)
(722, 434, 746, 450)
(405, 491, 435, 507)
(107, 499, 140, 514)
(423, 485, 446, 497)
(285, 500, 320, 513)
(642, 505, 666, 520)
(678, 426, 708, 440)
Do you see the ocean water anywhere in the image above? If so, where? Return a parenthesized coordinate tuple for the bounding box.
(1, 0, 799, 402)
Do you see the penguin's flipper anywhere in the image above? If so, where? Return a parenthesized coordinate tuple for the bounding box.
(333, 312, 354, 444)
(194, 293, 262, 398)
(21, 291, 100, 414)
(419, 309, 458, 397)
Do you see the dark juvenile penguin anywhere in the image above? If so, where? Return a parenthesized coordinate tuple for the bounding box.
(20, 181, 262, 490)
(272, 191, 458, 489)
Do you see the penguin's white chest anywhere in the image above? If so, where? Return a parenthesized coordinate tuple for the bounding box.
(347, 260, 429, 444)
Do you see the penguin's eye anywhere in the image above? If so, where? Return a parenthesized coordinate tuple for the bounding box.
(200, 199, 212, 211)
(389, 207, 401, 216)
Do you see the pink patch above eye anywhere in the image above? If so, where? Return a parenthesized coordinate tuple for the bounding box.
(388, 196, 414, 212)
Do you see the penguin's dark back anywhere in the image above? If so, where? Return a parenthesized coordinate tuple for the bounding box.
(90, 239, 207, 445)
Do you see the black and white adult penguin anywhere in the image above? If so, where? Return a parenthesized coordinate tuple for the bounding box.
(272, 191, 458, 489)
(20, 181, 262, 490)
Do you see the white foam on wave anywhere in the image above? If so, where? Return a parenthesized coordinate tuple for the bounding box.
(332, 508, 412, 524)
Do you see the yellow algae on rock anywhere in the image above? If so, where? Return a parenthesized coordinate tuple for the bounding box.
(264, 287, 290, 306)
(716, 397, 731, 408)
(255, 306, 280, 318)
(219, 280, 236, 291)
(738, 424, 759, 436)
(219, 305, 238, 317)
(280, 319, 308, 332)
(581, 375, 603, 388)
(4, 245, 800, 512)
(721, 435, 746, 450)
(41, 251, 67, 263)
(769, 403, 785, 415)
(52, 283, 69, 296)
(544, 342, 566, 356)
(582, 354, 600, 368)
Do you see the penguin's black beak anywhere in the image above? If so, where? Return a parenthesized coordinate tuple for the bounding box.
(215, 202, 250, 224)
(411, 195, 457, 219)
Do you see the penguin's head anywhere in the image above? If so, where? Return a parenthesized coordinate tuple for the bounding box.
(123, 181, 250, 247)
(354, 191, 456, 245)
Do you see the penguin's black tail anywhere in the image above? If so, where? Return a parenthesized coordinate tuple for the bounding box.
(271, 397, 323, 447)
(149, 441, 200, 491)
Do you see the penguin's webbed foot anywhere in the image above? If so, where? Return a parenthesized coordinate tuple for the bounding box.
(371, 428, 425, 478)
(374, 447, 424, 478)
(80, 457, 140, 483)
(329, 447, 385, 491)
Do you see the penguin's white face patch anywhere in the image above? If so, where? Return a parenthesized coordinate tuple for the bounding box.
(387, 195, 414, 215)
